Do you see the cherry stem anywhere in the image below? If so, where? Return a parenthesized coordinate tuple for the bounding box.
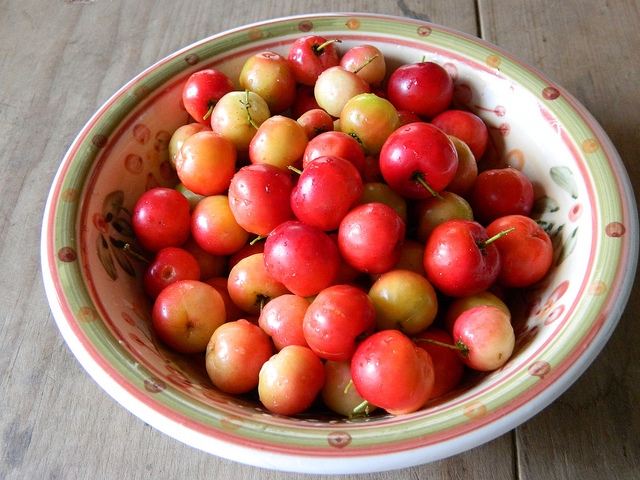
(240, 90, 259, 130)
(413, 337, 470, 358)
(478, 227, 516, 249)
(203, 102, 215, 121)
(257, 295, 268, 313)
(287, 165, 303, 175)
(353, 54, 379, 74)
(314, 38, 341, 55)
(249, 235, 266, 246)
(412, 171, 445, 201)
(351, 399, 373, 417)
(343, 379, 354, 395)
(121, 243, 150, 264)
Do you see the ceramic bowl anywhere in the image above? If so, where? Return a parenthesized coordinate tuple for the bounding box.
(40, 13, 638, 474)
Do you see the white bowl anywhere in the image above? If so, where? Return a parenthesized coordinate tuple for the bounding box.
(40, 13, 638, 474)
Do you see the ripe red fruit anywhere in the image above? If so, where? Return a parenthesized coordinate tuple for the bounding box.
(228, 163, 295, 236)
(379, 122, 458, 199)
(142, 247, 201, 299)
(486, 214, 554, 288)
(386, 61, 454, 119)
(303, 284, 377, 361)
(338, 202, 406, 275)
(469, 167, 535, 225)
(290, 156, 363, 231)
(263, 220, 341, 297)
(452, 304, 515, 371)
(287, 35, 341, 86)
(423, 219, 502, 297)
(351, 329, 435, 414)
(430, 109, 489, 160)
(131, 187, 191, 253)
(151, 279, 226, 354)
(181, 69, 235, 125)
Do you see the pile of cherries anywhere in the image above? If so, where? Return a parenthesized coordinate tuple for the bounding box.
(130, 35, 554, 417)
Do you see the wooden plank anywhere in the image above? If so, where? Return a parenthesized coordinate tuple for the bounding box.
(479, 1, 640, 478)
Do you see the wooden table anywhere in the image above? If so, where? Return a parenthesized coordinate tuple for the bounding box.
(2, 1, 639, 478)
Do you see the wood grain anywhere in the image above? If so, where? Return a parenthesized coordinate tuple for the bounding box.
(1, 1, 638, 478)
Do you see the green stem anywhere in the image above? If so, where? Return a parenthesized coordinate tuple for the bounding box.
(479, 227, 515, 249)
(240, 90, 259, 130)
(314, 38, 341, 55)
(353, 54, 379, 74)
(413, 337, 470, 358)
(287, 165, 303, 175)
(412, 171, 445, 201)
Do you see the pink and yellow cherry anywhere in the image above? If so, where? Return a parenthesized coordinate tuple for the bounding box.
(423, 219, 502, 297)
(168, 122, 210, 168)
(339, 93, 401, 155)
(228, 163, 295, 236)
(258, 293, 311, 351)
(446, 136, 478, 198)
(227, 252, 289, 316)
(314, 66, 371, 117)
(142, 246, 201, 299)
(287, 35, 341, 86)
(131, 187, 191, 253)
(263, 220, 341, 297)
(431, 109, 489, 161)
(338, 202, 406, 275)
(321, 360, 377, 417)
(452, 304, 515, 371)
(249, 115, 308, 170)
(339, 44, 386, 86)
(469, 167, 535, 225)
(486, 214, 554, 288)
(239, 51, 296, 114)
(181, 69, 235, 125)
(302, 130, 365, 174)
(151, 279, 226, 354)
(290, 155, 363, 232)
(258, 345, 325, 416)
(175, 130, 237, 196)
(351, 329, 435, 415)
(210, 90, 270, 153)
(386, 61, 454, 119)
(190, 194, 249, 256)
(303, 284, 377, 361)
(205, 319, 274, 395)
(297, 108, 334, 140)
(368, 269, 438, 336)
(379, 122, 459, 200)
(413, 190, 474, 243)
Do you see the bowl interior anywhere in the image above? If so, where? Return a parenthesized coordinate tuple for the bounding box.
(41, 13, 638, 473)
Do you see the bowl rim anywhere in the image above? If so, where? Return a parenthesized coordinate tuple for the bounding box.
(40, 12, 639, 474)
